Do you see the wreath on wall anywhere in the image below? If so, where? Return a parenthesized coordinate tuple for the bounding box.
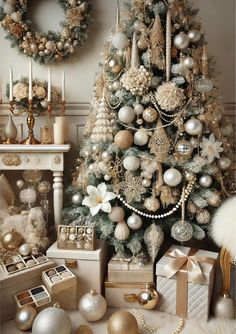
(0, 0, 92, 64)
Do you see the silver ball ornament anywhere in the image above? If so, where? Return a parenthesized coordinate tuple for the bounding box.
(217, 157, 231, 171)
(184, 118, 203, 136)
(72, 192, 83, 205)
(183, 57, 195, 69)
(171, 220, 193, 242)
(199, 175, 213, 188)
(142, 178, 152, 187)
(112, 32, 128, 50)
(134, 130, 149, 146)
(188, 30, 201, 43)
(133, 103, 144, 115)
(79, 290, 107, 322)
(127, 214, 143, 230)
(123, 156, 140, 171)
(19, 243, 32, 256)
(175, 139, 193, 157)
(15, 306, 37, 331)
(173, 32, 190, 50)
(118, 106, 136, 124)
(32, 307, 71, 334)
(164, 168, 182, 187)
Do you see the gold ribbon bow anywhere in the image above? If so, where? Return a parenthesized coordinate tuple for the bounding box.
(163, 248, 215, 318)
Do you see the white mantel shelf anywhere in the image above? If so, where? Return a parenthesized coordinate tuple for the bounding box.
(0, 144, 70, 153)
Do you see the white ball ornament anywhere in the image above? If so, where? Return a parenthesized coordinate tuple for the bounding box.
(184, 118, 203, 136)
(188, 30, 201, 43)
(114, 221, 130, 240)
(173, 32, 190, 50)
(109, 206, 125, 222)
(19, 243, 32, 256)
(217, 157, 231, 171)
(164, 168, 182, 187)
(16, 179, 24, 188)
(199, 175, 213, 188)
(144, 197, 160, 212)
(79, 290, 107, 322)
(118, 106, 136, 123)
(183, 57, 195, 69)
(32, 307, 72, 334)
(102, 151, 112, 162)
(134, 130, 149, 146)
(123, 156, 140, 171)
(112, 32, 128, 50)
(142, 178, 151, 187)
(72, 192, 83, 205)
(134, 103, 144, 115)
(127, 214, 143, 230)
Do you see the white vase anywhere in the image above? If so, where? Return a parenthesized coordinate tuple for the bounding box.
(3, 114, 17, 143)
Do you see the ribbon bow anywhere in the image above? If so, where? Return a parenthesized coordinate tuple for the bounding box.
(164, 248, 214, 284)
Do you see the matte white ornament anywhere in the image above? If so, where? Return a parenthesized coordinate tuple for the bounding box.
(173, 32, 190, 50)
(32, 307, 72, 334)
(109, 206, 125, 222)
(19, 243, 32, 256)
(118, 106, 136, 123)
(127, 214, 143, 230)
(184, 118, 203, 136)
(114, 221, 130, 240)
(213, 296, 235, 319)
(134, 130, 149, 146)
(112, 32, 128, 50)
(188, 30, 201, 43)
(123, 156, 140, 171)
(133, 103, 144, 115)
(79, 290, 107, 322)
(163, 168, 182, 187)
(199, 174, 213, 188)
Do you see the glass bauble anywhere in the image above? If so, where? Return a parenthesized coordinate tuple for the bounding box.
(199, 175, 213, 188)
(137, 285, 159, 310)
(15, 306, 37, 331)
(171, 220, 193, 242)
(184, 118, 203, 136)
(127, 213, 142, 230)
(173, 32, 190, 50)
(195, 77, 213, 93)
(175, 139, 193, 157)
(188, 30, 201, 42)
(163, 168, 182, 187)
(79, 290, 107, 322)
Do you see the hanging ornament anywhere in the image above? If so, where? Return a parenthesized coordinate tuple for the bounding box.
(188, 30, 201, 43)
(194, 77, 213, 94)
(111, 1, 128, 50)
(160, 185, 175, 208)
(108, 57, 124, 74)
(142, 107, 158, 123)
(109, 206, 125, 222)
(114, 221, 130, 240)
(144, 197, 160, 212)
(199, 174, 213, 188)
(206, 190, 221, 207)
(72, 192, 83, 205)
(185, 171, 196, 182)
(148, 119, 170, 162)
(171, 187, 193, 242)
(196, 209, 211, 225)
(79, 290, 107, 322)
(1, 230, 23, 250)
(133, 103, 144, 115)
(163, 168, 182, 187)
(144, 224, 164, 262)
(107, 310, 139, 334)
(173, 32, 190, 50)
(134, 129, 149, 146)
(142, 178, 152, 188)
(118, 106, 136, 124)
(150, 14, 165, 70)
(32, 306, 72, 334)
(127, 213, 142, 230)
(137, 31, 149, 50)
(15, 306, 37, 331)
(189, 136, 199, 148)
(114, 130, 134, 149)
(19, 243, 32, 256)
(155, 82, 185, 112)
(102, 151, 112, 162)
(123, 156, 140, 172)
(137, 285, 159, 310)
(183, 57, 195, 70)
(217, 157, 231, 171)
(175, 139, 193, 159)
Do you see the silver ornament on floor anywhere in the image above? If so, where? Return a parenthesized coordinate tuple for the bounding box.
(79, 290, 107, 322)
(171, 220, 193, 242)
(72, 192, 83, 205)
(188, 30, 201, 42)
(127, 213, 142, 230)
(15, 306, 37, 331)
(184, 118, 203, 136)
(183, 57, 195, 69)
(173, 32, 190, 50)
(196, 209, 211, 224)
(199, 174, 213, 188)
(163, 168, 182, 187)
(123, 156, 140, 171)
(19, 243, 32, 256)
(32, 306, 71, 334)
(217, 156, 231, 171)
(118, 106, 136, 124)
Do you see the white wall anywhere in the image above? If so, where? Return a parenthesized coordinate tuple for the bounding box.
(0, 0, 235, 105)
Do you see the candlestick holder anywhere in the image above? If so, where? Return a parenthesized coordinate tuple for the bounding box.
(47, 101, 52, 117)
(61, 100, 66, 115)
(21, 99, 40, 144)
(3, 102, 18, 144)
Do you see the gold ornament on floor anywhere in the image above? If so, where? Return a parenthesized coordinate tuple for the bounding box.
(107, 310, 139, 334)
(1, 230, 23, 250)
(75, 325, 93, 334)
(118, 171, 146, 203)
(124, 285, 159, 310)
(148, 119, 170, 162)
(150, 14, 165, 69)
(155, 82, 185, 112)
(144, 223, 164, 262)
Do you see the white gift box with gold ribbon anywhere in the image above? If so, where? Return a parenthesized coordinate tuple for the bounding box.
(156, 245, 218, 321)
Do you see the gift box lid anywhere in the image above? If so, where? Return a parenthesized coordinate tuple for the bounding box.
(42, 265, 77, 294)
(46, 240, 105, 261)
(108, 257, 154, 272)
(155, 245, 218, 285)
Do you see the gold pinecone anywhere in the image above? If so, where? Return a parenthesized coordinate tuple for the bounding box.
(9, 23, 26, 38)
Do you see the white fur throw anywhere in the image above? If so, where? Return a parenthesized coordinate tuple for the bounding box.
(211, 195, 236, 260)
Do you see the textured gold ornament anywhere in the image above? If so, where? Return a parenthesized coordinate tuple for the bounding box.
(118, 171, 146, 203)
(1, 230, 23, 250)
(148, 119, 170, 162)
(107, 310, 139, 334)
(114, 130, 134, 149)
(150, 14, 165, 69)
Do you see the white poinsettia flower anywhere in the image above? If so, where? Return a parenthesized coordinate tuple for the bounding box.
(200, 133, 223, 164)
(82, 183, 116, 216)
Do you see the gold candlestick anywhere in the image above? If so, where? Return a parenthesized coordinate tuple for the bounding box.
(21, 99, 40, 144)
(61, 100, 66, 115)
(47, 101, 52, 117)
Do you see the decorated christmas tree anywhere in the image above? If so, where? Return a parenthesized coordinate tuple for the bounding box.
(63, 0, 235, 262)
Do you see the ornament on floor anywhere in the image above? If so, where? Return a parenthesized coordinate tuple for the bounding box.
(15, 305, 37, 331)
(144, 224, 164, 262)
(32, 305, 72, 334)
(155, 82, 185, 112)
(124, 285, 159, 310)
(79, 290, 107, 322)
(127, 214, 142, 230)
(107, 310, 139, 334)
(75, 325, 93, 334)
(114, 221, 130, 240)
(1, 230, 23, 250)
(3, 113, 18, 144)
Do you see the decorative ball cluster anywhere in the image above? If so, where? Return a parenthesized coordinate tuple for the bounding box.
(121, 66, 152, 96)
(155, 82, 185, 111)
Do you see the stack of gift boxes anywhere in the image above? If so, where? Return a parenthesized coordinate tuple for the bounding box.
(1, 223, 219, 324)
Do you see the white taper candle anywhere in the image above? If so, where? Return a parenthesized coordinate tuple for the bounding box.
(9, 66, 13, 101)
(62, 71, 65, 101)
(47, 66, 51, 102)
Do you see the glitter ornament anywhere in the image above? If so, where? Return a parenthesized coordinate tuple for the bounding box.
(196, 209, 211, 224)
(114, 130, 134, 149)
(195, 77, 213, 93)
(144, 224, 164, 262)
(1, 230, 23, 250)
(173, 32, 190, 50)
(114, 221, 130, 240)
(79, 290, 107, 322)
(199, 175, 213, 188)
(118, 106, 136, 124)
(184, 118, 203, 136)
(109, 206, 125, 222)
(134, 129, 149, 146)
(144, 197, 160, 212)
(155, 82, 185, 111)
(188, 30, 201, 43)
(171, 220, 193, 242)
(127, 213, 143, 230)
(142, 107, 158, 123)
(163, 168, 182, 187)
(107, 310, 138, 334)
(123, 156, 140, 171)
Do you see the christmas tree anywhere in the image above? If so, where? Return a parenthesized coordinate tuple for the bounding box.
(63, 0, 235, 262)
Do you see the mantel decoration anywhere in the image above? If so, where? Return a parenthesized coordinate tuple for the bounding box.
(0, 0, 92, 64)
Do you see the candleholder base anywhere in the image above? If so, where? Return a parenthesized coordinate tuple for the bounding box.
(21, 99, 40, 145)
(21, 136, 40, 145)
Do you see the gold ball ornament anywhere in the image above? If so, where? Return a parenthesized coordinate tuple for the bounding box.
(142, 107, 158, 123)
(107, 310, 139, 334)
(1, 230, 23, 250)
(74, 325, 93, 334)
(187, 201, 198, 215)
(137, 285, 159, 310)
(15, 306, 37, 331)
(114, 130, 134, 149)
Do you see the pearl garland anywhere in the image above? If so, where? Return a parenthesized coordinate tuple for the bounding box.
(116, 179, 195, 219)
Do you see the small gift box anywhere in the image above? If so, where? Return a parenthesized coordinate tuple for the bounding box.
(156, 245, 218, 321)
(42, 264, 77, 310)
(108, 255, 154, 283)
(57, 225, 95, 250)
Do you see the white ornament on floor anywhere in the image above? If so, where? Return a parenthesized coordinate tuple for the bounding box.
(79, 290, 107, 322)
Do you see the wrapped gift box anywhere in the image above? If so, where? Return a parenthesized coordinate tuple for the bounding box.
(156, 245, 218, 321)
(108, 256, 154, 283)
(42, 264, 77, 310)
(46, 240, 107, 301)
(0, 259, 55, 323)
(105, 281, 156, 309)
